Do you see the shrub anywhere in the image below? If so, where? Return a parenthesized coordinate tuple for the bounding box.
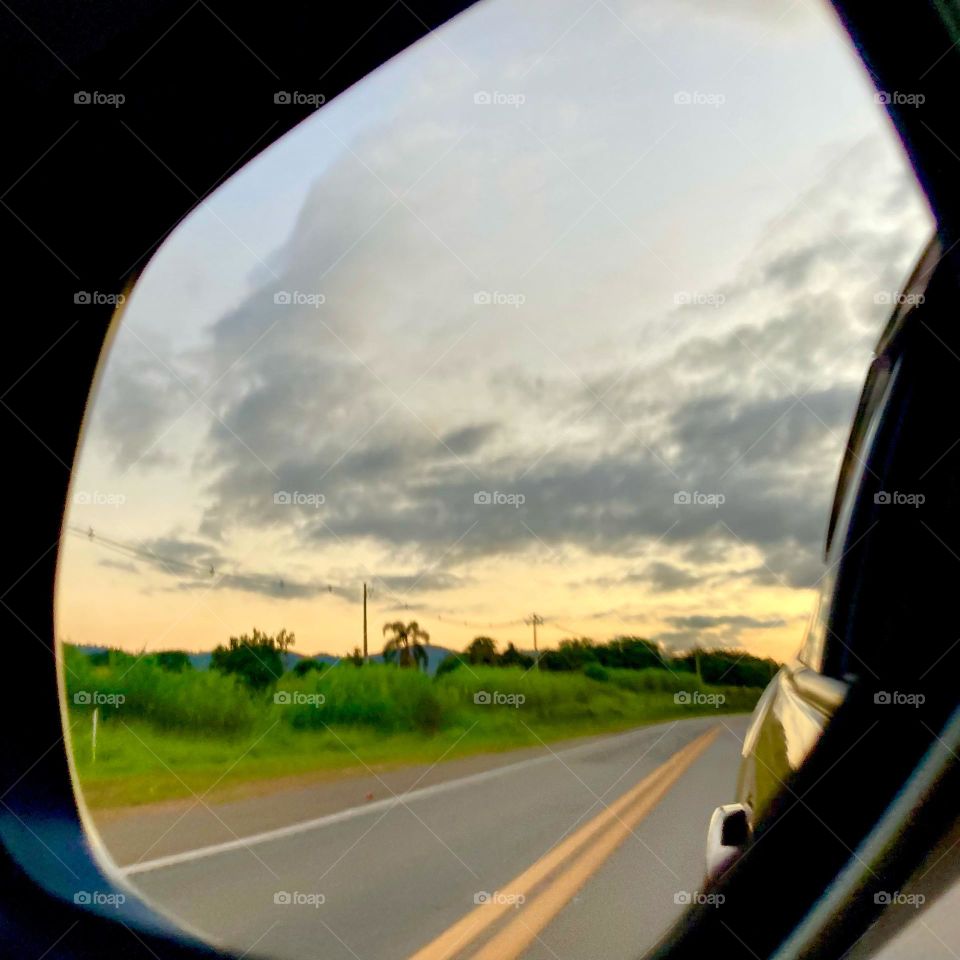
(210, 628, 294, 690)
(583, 663, 610, 683)
(63, 644, 259, 735)
(293, 658, 327, 678)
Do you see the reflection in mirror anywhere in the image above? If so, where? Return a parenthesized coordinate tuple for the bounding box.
(56, 0, 931, 957)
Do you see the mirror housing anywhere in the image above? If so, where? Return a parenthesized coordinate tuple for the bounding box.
(706, 803, 752, 880)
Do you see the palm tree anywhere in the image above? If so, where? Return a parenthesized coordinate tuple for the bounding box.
(382, 621, 430, 670)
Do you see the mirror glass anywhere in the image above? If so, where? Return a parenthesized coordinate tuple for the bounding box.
(56, 0, 931, 957)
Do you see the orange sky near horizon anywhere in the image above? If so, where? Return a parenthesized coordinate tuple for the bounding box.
(56, 528, 810, 662)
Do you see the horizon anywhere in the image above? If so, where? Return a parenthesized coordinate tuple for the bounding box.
(60, 631, 783, 666)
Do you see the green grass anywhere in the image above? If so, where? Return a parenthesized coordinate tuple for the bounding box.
(63, 649, 761, 810)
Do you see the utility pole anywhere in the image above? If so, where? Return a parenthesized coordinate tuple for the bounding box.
(363, 582, 368, 662)
(525, 614, 544, 668)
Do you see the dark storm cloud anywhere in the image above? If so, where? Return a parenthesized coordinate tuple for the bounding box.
(92, 360, 192, 470)
(642, 562, 702, 591)
(668, 383, 859, 477)
(193, 273, 874, 569)
(185, 275, 895, 588)
(99, 130, 929, 614)
(587, 561, 701, 592)
(738, 540, 827, 590)
(98, 534, 323, 600)
(441, 423, 500, 455)
(110, 529, 465, 602)
(762, 245, 827, 291)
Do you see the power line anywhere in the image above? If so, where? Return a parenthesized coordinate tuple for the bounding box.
(434, 614, 526, 629)
(67, 525, 335, 596)
(66, 525, 655, 640)
(67, 526, 522, 626)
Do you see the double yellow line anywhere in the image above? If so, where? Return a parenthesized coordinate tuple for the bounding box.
(409, 726, 720, 960)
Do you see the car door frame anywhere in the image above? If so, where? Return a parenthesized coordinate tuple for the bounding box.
(3, 1, 960, 958)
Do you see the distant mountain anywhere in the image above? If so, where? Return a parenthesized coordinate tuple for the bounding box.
(299, 644, 456, 675)
(71, 645, 215, 669)
(190, 650, 321, 671)
(206, 651, 328, 670)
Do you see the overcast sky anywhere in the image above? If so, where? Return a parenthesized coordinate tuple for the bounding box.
(57, 0, 932, 660)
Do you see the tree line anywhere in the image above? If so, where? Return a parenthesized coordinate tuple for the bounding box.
(435, 633, 778, 687)
(103, 621, 777, 692)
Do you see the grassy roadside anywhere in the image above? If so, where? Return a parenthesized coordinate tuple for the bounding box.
(69, 698, 750, 809)
(64, 651, 760, 810)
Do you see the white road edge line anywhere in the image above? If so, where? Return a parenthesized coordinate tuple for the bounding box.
(118, 720, 694, 877)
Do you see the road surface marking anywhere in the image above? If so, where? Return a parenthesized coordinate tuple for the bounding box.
(407, 726, 719, 960)
(119, 722, 695, 876)
(470, 726, 719, 960)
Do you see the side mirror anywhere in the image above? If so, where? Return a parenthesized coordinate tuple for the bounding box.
(706, 803, 752, 880)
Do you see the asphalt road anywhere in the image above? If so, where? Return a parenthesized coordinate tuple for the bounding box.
(97, 715, 749, 960)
